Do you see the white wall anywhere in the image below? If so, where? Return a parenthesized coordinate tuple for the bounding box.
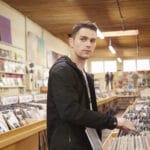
(0, 1, 69, 63)
(0, 1, 25, 50)
(43, 29, 69, 55)
(26, 18, 42, 38)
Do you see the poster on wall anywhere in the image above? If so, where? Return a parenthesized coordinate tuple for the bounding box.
(47, 50, 62, 68)
(27, 32, 46, 66)
(116, 71, 150, 89)
(0, 15, 12, 44)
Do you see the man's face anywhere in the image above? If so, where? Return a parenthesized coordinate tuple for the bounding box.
(69, 28, 97, 60)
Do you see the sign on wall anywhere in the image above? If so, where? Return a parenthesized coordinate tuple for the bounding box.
(0, 15, 12, 44)
(27, 32, 46, 66)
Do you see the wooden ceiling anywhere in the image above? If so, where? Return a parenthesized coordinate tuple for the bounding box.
(2, 0, 150, 60)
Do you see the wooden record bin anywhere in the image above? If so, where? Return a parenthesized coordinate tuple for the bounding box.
(0, 120, 46, 150)
(97, 96, 118, 113)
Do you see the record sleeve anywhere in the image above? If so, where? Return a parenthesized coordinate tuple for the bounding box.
(14, 108, 28, 126)
(0, 112, 9, 133)
(2, 110, 20, 129)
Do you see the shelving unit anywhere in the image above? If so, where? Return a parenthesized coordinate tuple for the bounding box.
(102, 97, 150, 150)
(97, 96, 118, 113)
(0, 42, 26, 96)
(0, 56, 24, 63)
(116, 95, 137, 110)
(0, 41, 48, 150)
(0, 120, 46, 150)
(103, 131, 118, 150)
(97, 96, 118, 106)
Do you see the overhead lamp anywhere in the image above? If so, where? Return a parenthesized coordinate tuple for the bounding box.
(97, 28, 104, 39)
(103, 29, 139, 37)
(108, 39, 116, 54)
(117, 57, 122, 63)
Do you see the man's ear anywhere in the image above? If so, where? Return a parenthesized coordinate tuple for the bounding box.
(69, 37, 74, 48)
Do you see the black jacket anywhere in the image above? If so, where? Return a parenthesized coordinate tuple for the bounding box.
(47, 56, 117, 150)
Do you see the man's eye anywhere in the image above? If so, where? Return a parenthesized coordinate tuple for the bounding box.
(80, 38, 87, 41)
(91, 39, 96, 43)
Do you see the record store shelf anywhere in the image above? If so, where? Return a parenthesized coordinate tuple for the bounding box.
(0, 120, 46, 150)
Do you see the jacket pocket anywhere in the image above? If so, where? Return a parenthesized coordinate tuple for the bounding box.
(50, 124, 72, 149)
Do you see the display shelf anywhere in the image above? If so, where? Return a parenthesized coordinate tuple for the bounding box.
(96, 95, 138, 107)
(96, 94, 137, 113)
(116, 95, 137, 110)
(0, 71, 25, 75)
(0, 56, 24, 64)
(102, 119, 123, 149)
(117, 95, 137, 98)
(97, 96, 118, 106)
(0, 119, 46, 150)
(97, 96, 118, 113)
(0, 44, 26, 96)
(0, 86, 25, 88)
(0, 88, 25, 96)
(0, 41, 25, 53)
(103, 131, 118, 150)
(102, 103, 137, 150)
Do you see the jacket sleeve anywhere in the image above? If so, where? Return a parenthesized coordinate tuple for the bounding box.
(49, 63, 117, 130)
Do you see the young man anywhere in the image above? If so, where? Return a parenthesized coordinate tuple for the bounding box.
(47, 21, 135, 150)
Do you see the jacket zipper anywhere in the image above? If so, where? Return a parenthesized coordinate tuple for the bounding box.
(69, 135, 71, 143)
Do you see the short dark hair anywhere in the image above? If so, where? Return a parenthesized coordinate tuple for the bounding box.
(69, 21, 97, 38)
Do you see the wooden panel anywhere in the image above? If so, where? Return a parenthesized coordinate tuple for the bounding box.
(0, 120, 46, 149)
(2, 134, 39, 150)
(103, 131, 118, 150)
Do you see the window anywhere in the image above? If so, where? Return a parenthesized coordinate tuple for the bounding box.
(137, 59, 150, 71)
(123, 60, 136, 72)
(91, 61, 103, 73)
(104, 60, 117, 72)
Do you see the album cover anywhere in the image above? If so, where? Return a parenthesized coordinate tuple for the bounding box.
(2, 110, 20, 129)
(22, 108, 31, 118)
(14, 108, 27, 126)
(0, 112, 9, 133)
(25, 108, 41, 119)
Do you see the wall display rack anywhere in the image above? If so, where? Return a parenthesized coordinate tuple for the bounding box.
(0, 93, 47, 150)
(0, 42, 26, 96)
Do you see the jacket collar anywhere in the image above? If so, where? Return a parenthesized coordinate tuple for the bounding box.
(56, 56, 81, 71)
(56, 56, 94, 79)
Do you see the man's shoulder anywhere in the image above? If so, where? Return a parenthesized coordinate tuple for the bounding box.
(50, 60, 74, 75)
(51, 56, 77, 71)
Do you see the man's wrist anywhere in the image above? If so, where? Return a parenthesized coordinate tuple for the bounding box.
(113, 117, 118, 127)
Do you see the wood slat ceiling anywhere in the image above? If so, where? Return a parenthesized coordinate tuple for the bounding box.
(2, 0, 150, 59)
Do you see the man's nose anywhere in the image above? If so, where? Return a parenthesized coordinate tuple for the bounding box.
(86, 40, 91, 47)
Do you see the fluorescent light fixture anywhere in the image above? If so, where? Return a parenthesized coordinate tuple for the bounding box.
(103, 29, 139, 37)
(97, 28, 104, 39)
(109, 45, 116, 54)
(108, 39, 116, 54)
(117, 57, 122, 63)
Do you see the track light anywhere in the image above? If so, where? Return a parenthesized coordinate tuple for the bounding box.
(117, 57, 122, 63)
(109, 45, 116, 54)
(108, 39, 116, 54)
(103, 29, 139, 37)
(97, 28, 104, 39)
(97, 29, 138, 39)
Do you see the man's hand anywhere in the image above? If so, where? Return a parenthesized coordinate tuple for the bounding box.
(116, 117, 136, 132)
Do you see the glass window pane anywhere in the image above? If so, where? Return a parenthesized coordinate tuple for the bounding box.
(123, 60, 136, 72)
(137, 59, 150, 71)
(104, 60, 117, 72)
(91, 61, 103, 73)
